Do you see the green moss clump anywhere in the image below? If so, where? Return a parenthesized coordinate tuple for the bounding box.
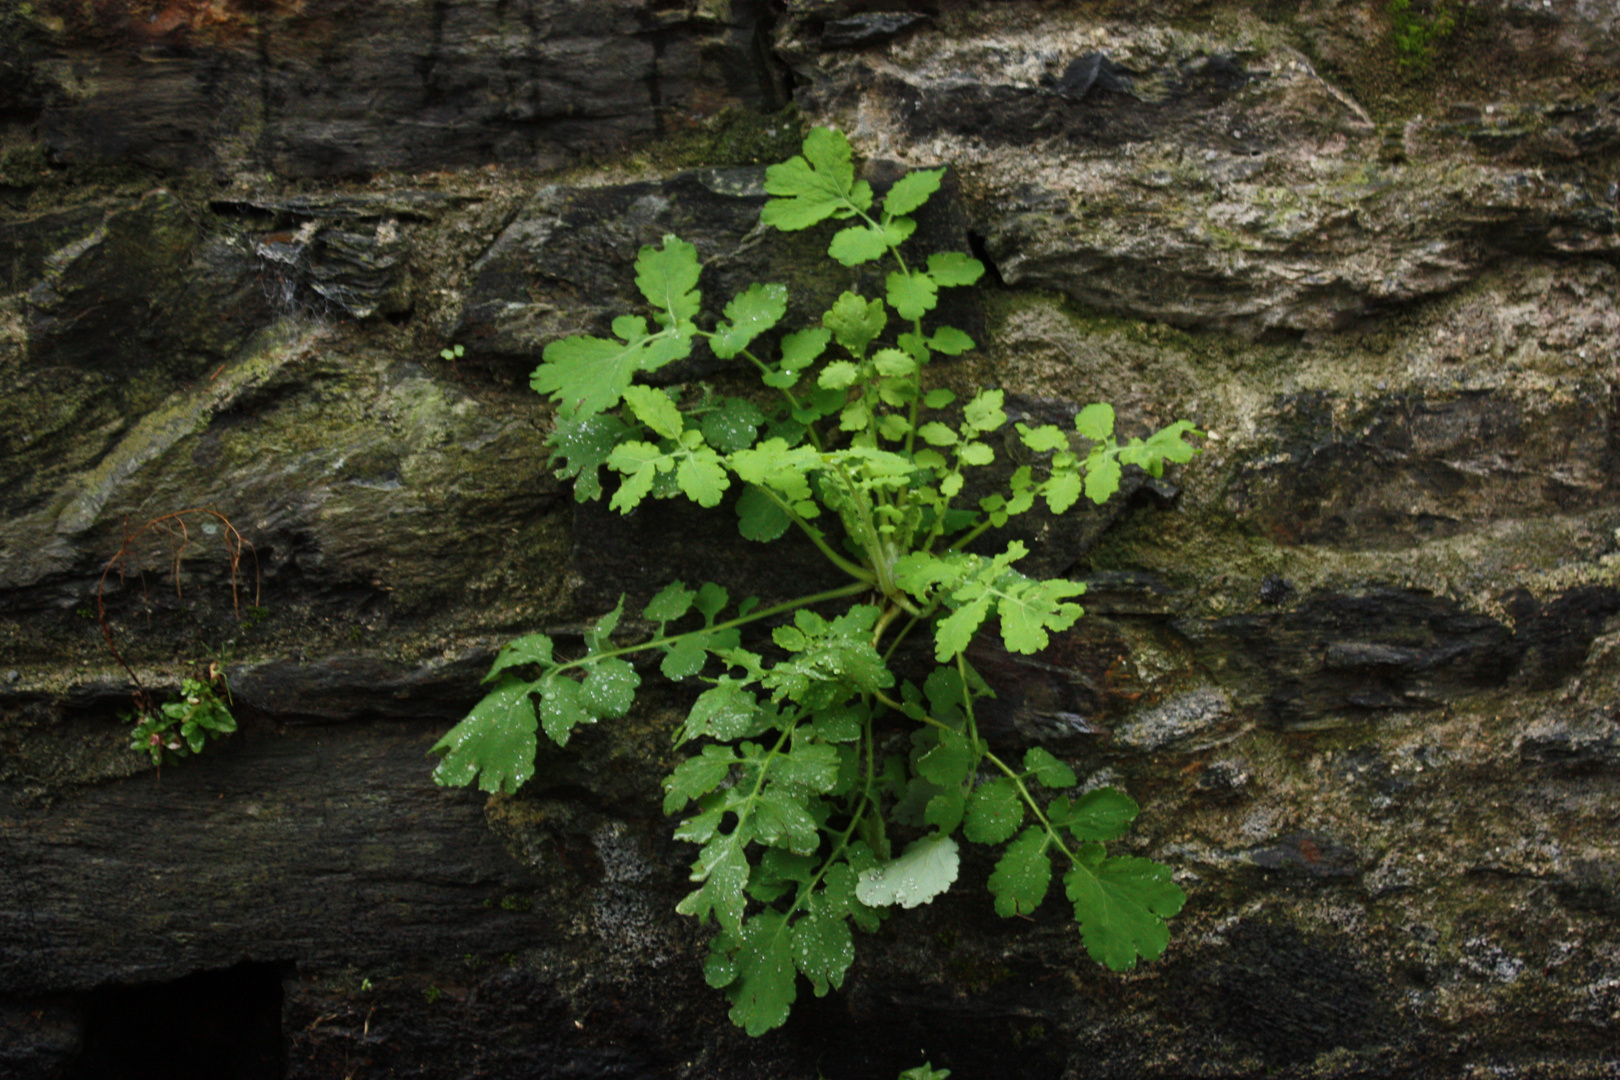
(1387, 0, 1462, 72)
(642, 106, 806, 173)
(0, 144, 52, 189)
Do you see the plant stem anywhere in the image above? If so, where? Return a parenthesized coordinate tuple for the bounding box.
(550, 581, 872, 674)
(751, 485, 875, 583)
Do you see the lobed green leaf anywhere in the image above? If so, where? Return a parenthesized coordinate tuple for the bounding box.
(1085, 454, 1123, 505)
(1065, 857, 1186, 971)
(486, 631, 557, 681)
(431, 675, 538, 794)
(1049, 787, 1139, 842)
(622, 385, 684, 440)
(1075, 402, 1115, 441)
(636, 235, 702, 326)
(828, 225, 889, 266)
(727, 910, 798, 1035)
(926, 251, 986, 288)
(682, 680, 764, 744)
(963, 778, 1023, 844)
(678, 836, 750, 936)
(676, 446, 731, 507)
(855, 833, 960, 910)
(823, 292, 887, 357)
(883, 168, 944, 217)
(963, 389, 1006, 434)
(987, 826, 1052, 917)
(793, 910, 855, 997)
(1024, 746, 1077, 789)
(924, 788, 966, 833)
(761, 128, 869, 231)
(532, 327, 693, 420)
(711, 283, 788, 359)
(819, 361, 859, 389)
(701, 398, 764, 452)
(644, 581, 697, 623)
(995, 575, 1085, 655)
(549, 414, 636, 501)
(736, 485, 792, 542)
(1017, 422, 1069, 453)
(916, 729, 974, 787)
(664, 743, 738, 814)
(929, 326, 976, 355)
(886, 270, 938, 320)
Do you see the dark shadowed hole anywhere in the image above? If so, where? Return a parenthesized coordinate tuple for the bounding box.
(64, 961, 288, 1080)
(786, 982, 1065, 1080)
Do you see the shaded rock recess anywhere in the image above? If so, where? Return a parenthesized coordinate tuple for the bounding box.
(2, 1, 1619, 1077)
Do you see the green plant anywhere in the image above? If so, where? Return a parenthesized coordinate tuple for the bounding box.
(127, 668, 238, 766)
(899, 1066, 950, 1080)
(431, 127, 1199, 1035)
(424, 984, 443, 1004)
(97, 507, 258, 768)
(1388, 0, 1462, 70)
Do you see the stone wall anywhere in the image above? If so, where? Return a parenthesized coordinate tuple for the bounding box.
(2, 2, 1618, 1077)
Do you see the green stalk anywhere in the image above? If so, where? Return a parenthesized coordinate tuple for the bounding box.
(956, 652, 983, 764)
(750, 485, 876, 584)
(547, 581, 871, 675)
(983, 747, 1080, 866)
(732, 343, 825, 453)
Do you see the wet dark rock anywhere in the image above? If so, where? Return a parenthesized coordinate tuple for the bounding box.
(229, 654, 491, 725)
(788, 14, 1620, 334)
(1324, 640, 1435, 670)
(1554, 859, 1620, 917)
(1519, 706, 1620, 774)
(1113, 686, 1232, 752)
(872, 48, 1259, 151)
(1247, 832, 1363, 881)
(23, 191, 269, 376)
(1194, 757, 1251, 800)
(1259, 574, 1294, 606)
(820, 12, 929, 49)
(964, 622, 1137, 749)
(1227, 387, 1620, 549)
(0, 719, 537, 997)
(0, 1001, 80, 1080)
(212, 191, 473, 222)
(566, 484, 849, 618)
(0, 204, 107, 288)
(1180, 583, 1620, 727)
(1080, 570, 1180, 617)
(1510, 586, 1620, 690)
(66, 962, 286, 1080)
(1182, 587, 1523, 725)
(1195, 923, 1387, 1067)
(26, 0, 782, 178)
(255, 219, 413, 320)
(1052, 52, 1137, 101)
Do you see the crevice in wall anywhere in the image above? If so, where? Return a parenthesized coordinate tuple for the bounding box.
(62, 960, 291, 1080)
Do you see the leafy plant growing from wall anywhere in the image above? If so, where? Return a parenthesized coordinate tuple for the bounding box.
(1387, 0, 1464, 71)
(97, 508, 256, 768)
(432, 128, 1199, 1034)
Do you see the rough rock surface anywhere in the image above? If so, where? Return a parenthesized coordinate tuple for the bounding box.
(3, 1, 1620, 1078)
(781, 5, 1620, 336)
(10, 0, 785, 178)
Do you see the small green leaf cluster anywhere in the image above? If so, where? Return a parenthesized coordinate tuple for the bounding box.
(127, 674, 237, 765)
(1387, 0, 1461, 70)
(434, 127, 1201, 1035)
